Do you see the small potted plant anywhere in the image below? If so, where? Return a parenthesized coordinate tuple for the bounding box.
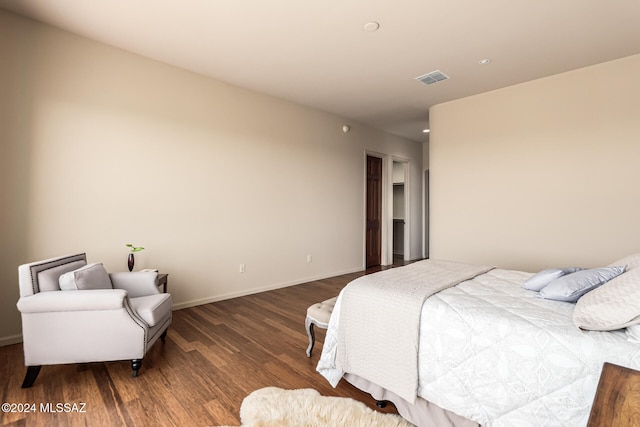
(126, 244, 145, 271)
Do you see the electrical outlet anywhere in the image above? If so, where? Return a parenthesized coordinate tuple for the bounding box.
(239, 264, 246, 273)
(307, 255, 312, 263)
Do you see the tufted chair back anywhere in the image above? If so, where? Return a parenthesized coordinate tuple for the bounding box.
(18, 253, 87, 296)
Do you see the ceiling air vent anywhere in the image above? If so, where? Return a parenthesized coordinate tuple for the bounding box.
(415, 70, 450, 85)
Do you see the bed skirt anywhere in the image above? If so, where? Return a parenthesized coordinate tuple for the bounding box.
(344, 373, 479, 427)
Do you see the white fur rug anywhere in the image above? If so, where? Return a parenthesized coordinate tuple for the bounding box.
(222, 387, 414, 427)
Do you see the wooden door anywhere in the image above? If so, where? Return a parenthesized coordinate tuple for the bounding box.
(366, 155, 382, 268)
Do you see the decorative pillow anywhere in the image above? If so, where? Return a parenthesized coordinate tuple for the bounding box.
(574, 268, 640, 331)
(539, 265, 626, 303)
(36, 260, 87, 292)
(522, 267, 583, 291)
(608, 253, 640, 271)
(59, 263, 113, 291)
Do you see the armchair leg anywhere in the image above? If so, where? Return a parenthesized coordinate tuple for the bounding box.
(131, 359, 142, 377)
(21, 366, 42, 388)
(160, 329, 168, 343)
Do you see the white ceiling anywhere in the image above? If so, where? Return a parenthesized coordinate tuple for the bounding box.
(2, 0, 640, 142)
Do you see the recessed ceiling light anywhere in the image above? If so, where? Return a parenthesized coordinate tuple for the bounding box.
(363, 21, 380, 32)
(479, 58, 491, 65)
(423, 129, 430, 133)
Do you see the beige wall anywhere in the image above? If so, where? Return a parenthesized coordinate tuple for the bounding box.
(0, 10, 423, 345)
(430, 54, 640, 272)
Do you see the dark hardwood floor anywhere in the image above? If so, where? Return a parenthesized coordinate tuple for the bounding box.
(0, 262, 410, 426)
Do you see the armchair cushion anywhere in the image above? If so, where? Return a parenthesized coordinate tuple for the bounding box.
(59, 263, 112, 291)
(129, 294, 172, 327)
(110, 272, 159, 297)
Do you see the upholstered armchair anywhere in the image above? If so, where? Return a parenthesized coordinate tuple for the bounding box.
(17, 253, 172, 388)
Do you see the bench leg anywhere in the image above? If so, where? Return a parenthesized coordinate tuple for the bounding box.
(305, 317, 315, 357)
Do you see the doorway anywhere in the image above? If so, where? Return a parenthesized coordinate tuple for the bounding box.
(365, 155, 382, 268)
(392, 161, 407, 261)
(424, 169, 429, 259)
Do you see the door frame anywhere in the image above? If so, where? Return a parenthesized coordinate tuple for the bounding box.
(364, 151, 411, 267)
(391, 157, 411, 262)
(423, 168, 429, 259)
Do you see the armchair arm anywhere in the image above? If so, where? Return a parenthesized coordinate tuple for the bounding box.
(17, 289, 128, 314)
(109, 272, 160, 297)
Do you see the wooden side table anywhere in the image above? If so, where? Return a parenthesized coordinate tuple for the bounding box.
(156, 273, 169, 293)
(588, 362, 640, 426)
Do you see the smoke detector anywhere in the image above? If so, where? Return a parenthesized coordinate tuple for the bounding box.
(415, 70, 450, 85)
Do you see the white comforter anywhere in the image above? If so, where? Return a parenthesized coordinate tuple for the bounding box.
(336, 260, 493, 404)
(318, 267, 640, 426)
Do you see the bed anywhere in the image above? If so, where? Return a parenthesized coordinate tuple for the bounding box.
(317, 255, 640, 427)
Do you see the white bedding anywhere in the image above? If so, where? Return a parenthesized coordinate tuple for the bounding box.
(336, 259, 493, 403)
(318, 267, 640, 426)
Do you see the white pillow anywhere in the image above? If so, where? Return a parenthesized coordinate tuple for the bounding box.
(59, 263, 113, 291)
(522, 267, 583, 292)
(539, 265, 626, 303)
(574, 268, 640, 331)
(608, 253, 640, 271)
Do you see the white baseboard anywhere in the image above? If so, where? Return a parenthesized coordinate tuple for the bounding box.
(172, 267, 362, 311)
(0, 334, 23, 347)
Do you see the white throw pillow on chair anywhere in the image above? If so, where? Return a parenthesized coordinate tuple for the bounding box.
(59, 263, 113, 291)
